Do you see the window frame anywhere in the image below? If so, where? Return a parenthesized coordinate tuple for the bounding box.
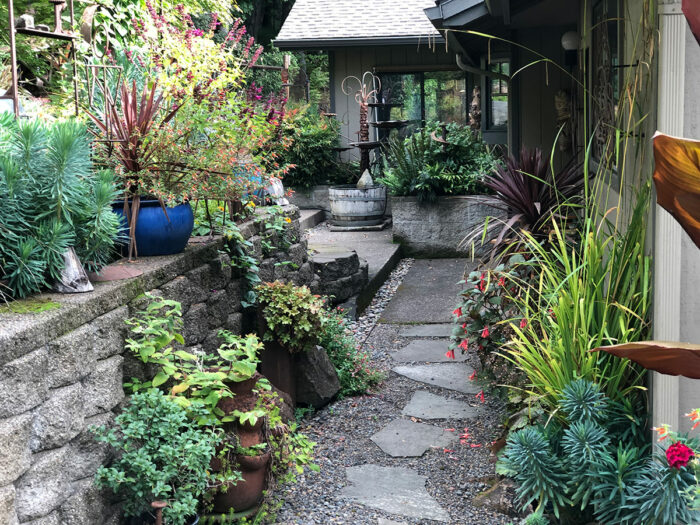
(481, 54, 511, 145)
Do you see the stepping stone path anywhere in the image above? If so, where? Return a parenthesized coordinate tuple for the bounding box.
(370, 418, 456, 457)
(278, 258, 508, 523)
(391, 339, 469, 363)
(402, 390, 481, 420)
(340, 465, 451, 522)
(393, 362, 480, 394)
(398, 323, 453, 337)
(333, 258, 487, 522)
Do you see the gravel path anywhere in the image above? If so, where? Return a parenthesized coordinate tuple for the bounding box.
(274, 256, 516, 525)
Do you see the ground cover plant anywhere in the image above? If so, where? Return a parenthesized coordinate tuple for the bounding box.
(380, 122, 499, 203)
(0, 114, 120, 299)
(92, 389, 221, 525)
(319, 307, 384, 398)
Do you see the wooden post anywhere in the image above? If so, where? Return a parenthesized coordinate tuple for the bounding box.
(282, 54, 291, 100)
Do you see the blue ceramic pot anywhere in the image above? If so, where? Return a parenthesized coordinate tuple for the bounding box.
(112, 200, 194, 257)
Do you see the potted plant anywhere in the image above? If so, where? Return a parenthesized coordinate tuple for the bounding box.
(92, 389, 217, 525)
(255, 281, 325, 403)
(88, 80, 192, 259)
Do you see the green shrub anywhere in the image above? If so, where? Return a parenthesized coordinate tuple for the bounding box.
(274, 105, 344, 189)
(319, 308, 383, 398)
(256, 280, 325, 352)
(379, 122, 498, 202)
(0, 114, 120, 299)
(92, 389, 220, 524)
(498, 379, 699, 524)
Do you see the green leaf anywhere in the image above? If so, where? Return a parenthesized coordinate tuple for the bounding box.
(152, 371, 169, 387)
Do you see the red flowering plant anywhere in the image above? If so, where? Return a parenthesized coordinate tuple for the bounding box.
(651, 413, 700, 509)
(121, 7, 293, 215)
(449, 255, 529, 387)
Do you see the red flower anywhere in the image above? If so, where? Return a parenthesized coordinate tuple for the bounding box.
(469, 370, 477, 381)
(453, 307, 463, 317)
(498, 277, 505, 286)
(519, 318, 528, 329)
(445, 349, 455, 360)
(475, 390, 485, 403)
(666, 442, 694, 469)
(481, 326, 490, 338)
(459, 340, 469, 351)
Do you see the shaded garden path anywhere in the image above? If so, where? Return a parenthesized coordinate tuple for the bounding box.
(276, 259, 514, 524)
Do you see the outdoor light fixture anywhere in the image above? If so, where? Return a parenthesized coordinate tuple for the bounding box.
(561, 31, 580, 67)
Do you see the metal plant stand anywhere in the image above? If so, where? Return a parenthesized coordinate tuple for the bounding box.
(1, 0, 79, 116)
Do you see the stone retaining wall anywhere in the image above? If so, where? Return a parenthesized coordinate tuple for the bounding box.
(0, 206, 317, 525)
(390, 196, 501, 257)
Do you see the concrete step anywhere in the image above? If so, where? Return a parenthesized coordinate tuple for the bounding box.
(298, 209, 326, 231)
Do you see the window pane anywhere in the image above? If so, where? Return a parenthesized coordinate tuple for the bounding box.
(424, 71, 467, 124)
(488, 59, 509, 128)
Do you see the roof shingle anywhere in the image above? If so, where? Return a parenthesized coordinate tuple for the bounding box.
(274, 0, 441, 47)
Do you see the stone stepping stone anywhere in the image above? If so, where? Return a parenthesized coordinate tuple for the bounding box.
(340, 465, 450, 522)
(378, 519, 407, 525)
(392, 339, 468, 363)
(402, 391, 481, 420)
(370, 418, 456, 457)
(393, 363, 480, 394)
(398, 323, 453, 338)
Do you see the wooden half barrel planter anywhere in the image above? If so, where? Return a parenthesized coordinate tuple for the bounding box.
(328, 185, 387, 227)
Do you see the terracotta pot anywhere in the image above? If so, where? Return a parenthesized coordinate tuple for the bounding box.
(256, 312, 297, 405)
(212, 450, 271, 514)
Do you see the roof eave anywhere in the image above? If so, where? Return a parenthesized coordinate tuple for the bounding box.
(274, 34, 445, 50)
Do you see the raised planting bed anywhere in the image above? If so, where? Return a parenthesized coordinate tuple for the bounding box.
(390, 195, 501, 257)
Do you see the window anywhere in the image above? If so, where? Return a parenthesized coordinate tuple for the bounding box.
(376, 70, 469, 131)
(487, 59, 509, 129)
(481, 56, 510, 145)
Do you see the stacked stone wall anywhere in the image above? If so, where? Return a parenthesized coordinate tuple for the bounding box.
(0, 206, 311, 524)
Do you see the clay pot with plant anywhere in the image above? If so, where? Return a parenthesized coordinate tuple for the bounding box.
(254, 281, 326, 404)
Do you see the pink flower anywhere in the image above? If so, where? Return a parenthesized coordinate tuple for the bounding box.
(666, 442, 694, 469)
(481, 326, 490, 338)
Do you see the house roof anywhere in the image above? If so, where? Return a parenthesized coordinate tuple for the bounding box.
(274, 0, 443, 49)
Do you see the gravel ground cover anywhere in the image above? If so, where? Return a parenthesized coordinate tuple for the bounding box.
(274, 257, 517, 525)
